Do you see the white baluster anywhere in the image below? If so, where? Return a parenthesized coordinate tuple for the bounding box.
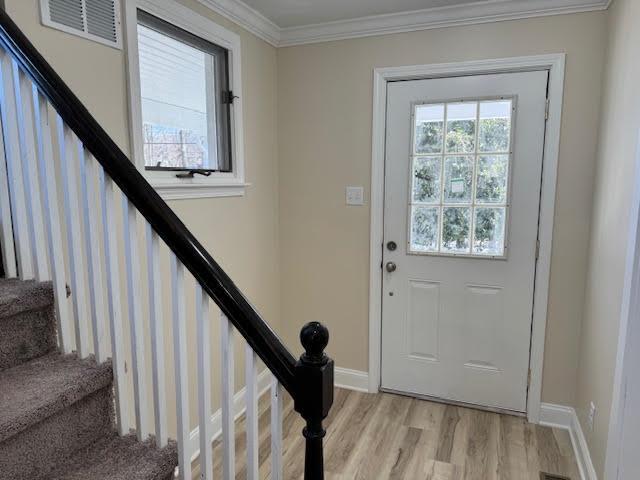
(171, 253, 191, 480)
(270, 376, 283, 480)
(14, 68, 48, 280)
(32, 91, 72, 352)
(0, 52, 32, 279)
(100, 172, 129, 435)
(220, 313, 236, 480)
(245, 344, 259, 480)
(56, 118, 90, 358)
(78, 147, 107, 363)
(146, 223, 167, 448)
(196, 285, 212, 480)
(0, 99, 16, 278)
(122, 197, 149, 440)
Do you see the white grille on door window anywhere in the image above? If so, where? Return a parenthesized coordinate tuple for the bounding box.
(40, 0, 122, 49)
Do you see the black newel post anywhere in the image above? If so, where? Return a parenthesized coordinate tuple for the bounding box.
(294, 322, 334, 480)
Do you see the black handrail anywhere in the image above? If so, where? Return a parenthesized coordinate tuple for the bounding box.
(0, 9, 298, 394)
(0, 11, 335, 477)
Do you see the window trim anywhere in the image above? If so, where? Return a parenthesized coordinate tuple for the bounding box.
(124, 0, 246, 200)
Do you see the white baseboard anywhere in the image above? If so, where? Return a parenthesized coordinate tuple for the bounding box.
(334, 367, 370, 393)
(188, 368, 272, 464)
(539, 403, 597, 480)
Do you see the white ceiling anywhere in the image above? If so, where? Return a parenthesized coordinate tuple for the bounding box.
(240, 0, 488, 28)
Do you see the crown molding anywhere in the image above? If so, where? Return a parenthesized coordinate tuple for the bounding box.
(195, 0, 610, 48)
(195, 0, 280, 46)
(278, 0, 610, 46)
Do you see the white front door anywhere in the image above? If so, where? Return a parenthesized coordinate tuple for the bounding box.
(381, 71, 548, 412)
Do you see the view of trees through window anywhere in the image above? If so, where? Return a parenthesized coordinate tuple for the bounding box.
(410, 99, 512, 256)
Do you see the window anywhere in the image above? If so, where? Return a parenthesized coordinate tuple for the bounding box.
(137, 11, 231, 173)
(409, 99, 513, 257)
(126, 1, 244, 199)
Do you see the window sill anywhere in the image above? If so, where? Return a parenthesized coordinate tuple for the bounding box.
(150, 180, 250, 201)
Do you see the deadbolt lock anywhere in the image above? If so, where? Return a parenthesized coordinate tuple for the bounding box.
(386, 241, 397, 251)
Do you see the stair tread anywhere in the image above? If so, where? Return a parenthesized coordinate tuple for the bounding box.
(47, 434, 178, 480)
(0, 279, 54, 319)
(0, 352, 112, 443)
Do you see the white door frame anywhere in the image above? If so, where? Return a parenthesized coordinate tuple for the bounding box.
(368, 54, 566, 423)
(604, 130, 640, 480)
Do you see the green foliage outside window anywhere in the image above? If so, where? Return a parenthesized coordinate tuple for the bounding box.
(476, 156, 508, 203)
(412, 207, 438, 251)
(474, 209, 500, 250)
(479, 118, 510, 152)
(410, 103, 511, 255)
(446, 120, 475, 152)
(442, 208, 469, 250)
(415, 122, 443, 154)
(413, 157, 440, 202)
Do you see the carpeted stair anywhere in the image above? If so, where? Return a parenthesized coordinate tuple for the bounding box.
(0, 279, 178, 480)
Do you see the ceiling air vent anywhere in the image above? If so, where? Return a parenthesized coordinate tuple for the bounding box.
(40, 0, 122, 49)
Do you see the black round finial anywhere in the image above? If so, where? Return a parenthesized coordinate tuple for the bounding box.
(300, 322, 329, 359)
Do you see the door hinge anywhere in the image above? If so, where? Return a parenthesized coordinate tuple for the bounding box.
(544, 98, 550, 120)
(535, 240, 540, 260)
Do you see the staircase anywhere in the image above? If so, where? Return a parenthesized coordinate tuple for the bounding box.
(0, 278, 177, 479)
(0, 8, 334, 480)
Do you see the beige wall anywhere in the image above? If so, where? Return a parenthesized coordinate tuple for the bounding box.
(575, 0, 640, 475)
(277, 12, 607, 406)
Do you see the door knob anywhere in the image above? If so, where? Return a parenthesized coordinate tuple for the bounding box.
(385, 262, 397, 273)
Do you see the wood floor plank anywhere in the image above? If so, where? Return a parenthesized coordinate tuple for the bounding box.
(324, 391, 381, 471)
(463, 410, 494, 480)
(349, 396, 412, 479)
(205, 387, 579, 480)
(496, 414, 529, 480)
(435, 404, 462, 464)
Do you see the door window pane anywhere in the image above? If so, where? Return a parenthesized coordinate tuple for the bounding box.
(442, 207, 470, 253)
(443, 156, 473, 204)
(414, 104, 444, 154)
(446, 102, 477, 153)
(479, 100, 512, 153)
(412, 157, 441, 203)
(473, 208, 506, 256)
(408, 98, 512, 257)
(476, 155, 509, 204)
(411, 207, 439, 252)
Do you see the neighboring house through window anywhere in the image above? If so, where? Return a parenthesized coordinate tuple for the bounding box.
(125, 0, 245, 200)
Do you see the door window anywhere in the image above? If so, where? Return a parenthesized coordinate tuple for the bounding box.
(409, 99, 513, 257)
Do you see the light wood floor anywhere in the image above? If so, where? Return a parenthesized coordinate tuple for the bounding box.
(209, 388, 580, 479)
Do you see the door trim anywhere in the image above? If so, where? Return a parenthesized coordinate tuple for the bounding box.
(368, 54, 566, 423)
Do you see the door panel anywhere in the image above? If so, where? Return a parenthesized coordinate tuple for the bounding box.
(381, 71, 548, 412)
(407, 280, 440, 362)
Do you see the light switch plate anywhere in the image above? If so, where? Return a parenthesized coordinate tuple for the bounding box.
(346, 186, 364, 206)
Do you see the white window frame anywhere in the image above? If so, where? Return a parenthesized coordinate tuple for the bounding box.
(124, 0, 246, 200)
